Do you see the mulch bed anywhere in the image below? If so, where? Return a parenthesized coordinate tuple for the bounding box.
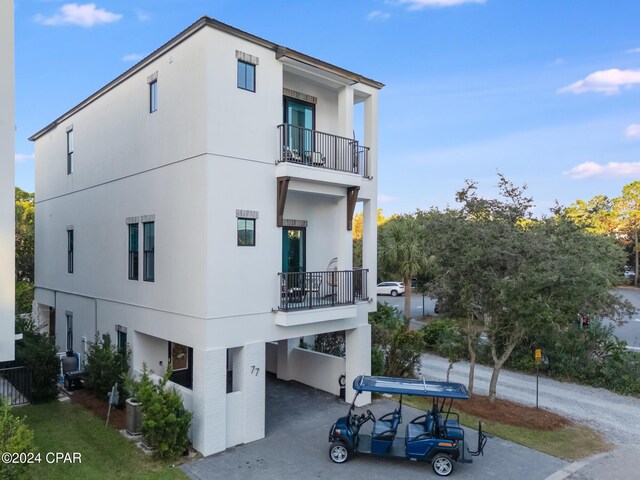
(455, 394, 571, 430)
(68, 388, 127, 431)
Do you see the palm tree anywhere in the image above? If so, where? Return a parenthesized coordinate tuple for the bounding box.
(378, 215, 430, 321)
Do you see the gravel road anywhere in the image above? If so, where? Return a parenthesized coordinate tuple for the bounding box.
(420, 353, 640, 445)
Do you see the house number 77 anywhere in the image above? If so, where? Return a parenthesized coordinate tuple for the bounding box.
(250, 366, 260, 376)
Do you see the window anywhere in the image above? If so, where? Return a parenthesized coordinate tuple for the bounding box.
(67, 229, 74, 273)
(66, 313, 73, 351)
(143, 221, 154, 281)
(128, 224, 139, 280)
(150, 79, 158, 112)
(66, 129, 74, 174)
(237, 60, 255, 92)
(237, 218, 255, 246)
(116, 326, 127, 356)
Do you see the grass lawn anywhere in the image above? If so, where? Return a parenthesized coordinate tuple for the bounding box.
(402, 395, 612, 461)
(17, 401, 188, 480)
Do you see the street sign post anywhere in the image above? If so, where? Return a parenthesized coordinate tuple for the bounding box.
(534, 349, 541, 409)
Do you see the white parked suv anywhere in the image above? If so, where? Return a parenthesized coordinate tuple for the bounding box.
(376, 281, 405, 297)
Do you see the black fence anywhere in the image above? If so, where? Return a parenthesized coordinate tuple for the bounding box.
(279, 269, 368, 311)
(278, 124, 370, 178)
(0, 361, 31, 406)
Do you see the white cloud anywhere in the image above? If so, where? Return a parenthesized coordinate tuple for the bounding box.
(398, 0, 486, 10)
(122, 53, 144, 63)
(379, 194, 397, 203)
(558, 69, 640, 95)
(34, 3, 122, 27)
(549, 57, 564, 66)
(135, 9, 150, 21)
(626, 48, 640, 54)
(563, 161, 640, 179)
(15, 153, 34, 163)
(367, 10, 391, 21)
(625, 124, 640, 139)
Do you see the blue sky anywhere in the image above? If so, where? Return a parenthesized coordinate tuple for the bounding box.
(12, 0, 640, 215)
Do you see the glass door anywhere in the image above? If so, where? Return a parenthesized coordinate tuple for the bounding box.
(284, 98, 314, 158)
(282, 227, 306, 273)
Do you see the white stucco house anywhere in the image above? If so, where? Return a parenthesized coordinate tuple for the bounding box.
(0, 0, 16, 362)
(30, 17, 381, 456)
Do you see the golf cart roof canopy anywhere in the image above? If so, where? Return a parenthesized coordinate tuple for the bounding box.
(353, 375, 470, 399)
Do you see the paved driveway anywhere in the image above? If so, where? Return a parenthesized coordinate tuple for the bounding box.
(182, 375, 566, 480)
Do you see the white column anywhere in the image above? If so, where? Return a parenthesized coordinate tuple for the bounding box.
(191, 347, 227, 456)
(345, 323, 371, 406)
(0, 0, 15, 362)
(237, 341, 265, 444)
(362, 199, 376, 304)
(337, 195, 353, 270)
(277, 338, 297, 381)
(337, 85, 354, 138)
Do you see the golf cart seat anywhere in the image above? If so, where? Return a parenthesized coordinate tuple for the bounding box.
(372, 408, 401, 441)
(406, 414, 435, 442)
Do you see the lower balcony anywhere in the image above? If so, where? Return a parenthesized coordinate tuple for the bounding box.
(278, 269, 369, 312)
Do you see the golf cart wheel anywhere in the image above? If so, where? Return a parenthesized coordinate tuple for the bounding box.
(390, 290, 398, 297)
(329, 441, 349, 464)
(432, 453, 454, 476)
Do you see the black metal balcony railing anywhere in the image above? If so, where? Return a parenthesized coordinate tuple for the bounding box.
(278, 124, 370, 178)
(279, 269, 368, 311)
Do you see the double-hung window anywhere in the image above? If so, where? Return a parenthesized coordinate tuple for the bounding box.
(128, 224, 139, 280)
(237, 218, 256, 246)
(143, 222, 155, 282)
(237, 60, 255, 92)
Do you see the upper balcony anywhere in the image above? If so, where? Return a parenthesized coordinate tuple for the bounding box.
(277, 124, 371, 179)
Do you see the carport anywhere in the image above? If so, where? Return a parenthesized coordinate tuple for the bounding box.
(182, 375, 568, 480)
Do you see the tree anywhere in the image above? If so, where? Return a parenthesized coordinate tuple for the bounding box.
(0, 400, 34, 480)
(369, 303, 424, 378)
(378, 215, 432, 320)
(15, 188, 35, 313)
(423, 175, 634, 402)
(15, 317, 59, 403)
(15, 187, 34, 283)
(615, 181, 640, 286)
(353, 209, 391, 268)
(84, 333, 130, 407)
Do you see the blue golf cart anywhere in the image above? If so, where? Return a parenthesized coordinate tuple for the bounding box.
(328, 376, 487, 476)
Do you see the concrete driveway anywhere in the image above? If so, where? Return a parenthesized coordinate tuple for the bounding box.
(182, 375, 567, 480)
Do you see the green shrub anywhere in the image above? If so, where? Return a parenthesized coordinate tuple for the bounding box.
(14, 318, 59, 403)
(14, 282, 33, 315)
(369, 302, 425, 378)
(84, 333, 129, 406)
(0, 400, 34, 480)
(133, 364, 192, 460)
(421, 318, 457, 349)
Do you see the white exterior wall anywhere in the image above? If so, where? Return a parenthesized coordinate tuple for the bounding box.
(33, 19, 380, 456)
(0, 0, 15, 362)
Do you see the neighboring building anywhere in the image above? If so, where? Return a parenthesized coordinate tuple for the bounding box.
(30, 17, 381, 456)
(0, 0, 15, 362)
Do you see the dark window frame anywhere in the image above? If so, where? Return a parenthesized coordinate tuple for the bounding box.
(128, 223, 139, 280)
(237, 60, 256, 92)
(237, 218, 256, 246)
(150, 79, 158, 113)
(66, 313, 73, 351)
(143, 221, 155, 282)
(67, 229, 74, 273)
(66, 129, 74, 174)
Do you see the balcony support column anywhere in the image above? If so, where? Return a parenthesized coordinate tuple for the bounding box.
(345, 323, 371, 406)
(338, 85, 354, 139)
(346, 186, 359, 231)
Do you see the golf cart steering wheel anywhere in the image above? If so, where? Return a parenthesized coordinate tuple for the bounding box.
(366, 409, 376, 422)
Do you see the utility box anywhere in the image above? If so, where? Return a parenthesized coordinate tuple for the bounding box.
(126, 398, 142, 436)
